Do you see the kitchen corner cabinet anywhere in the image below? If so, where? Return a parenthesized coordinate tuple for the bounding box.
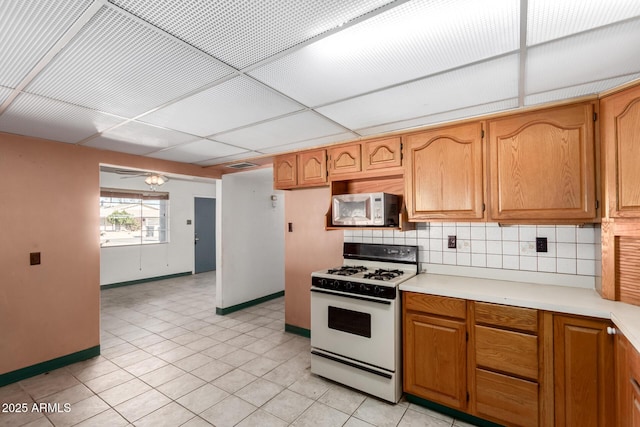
(601, 83, 640, 219)
(487, 102, 597, 222)
(553, 314, 615, 427)
(274, 149, 327, 190)
(403, 293, 468, 410)
(404, 122, 485, 221)
(618, 331, 640, 427)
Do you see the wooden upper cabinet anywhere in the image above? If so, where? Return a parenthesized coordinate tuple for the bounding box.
(274, 153, 297, 190)
(404, 122, 484, 221)
(273, 149, 327, 189)
(328, 144, 361, 177)
(297, 149, 327, 187)
(601, 84, 640, 218)
(487, 102, 596, 221)
(363, 137, 402, 171)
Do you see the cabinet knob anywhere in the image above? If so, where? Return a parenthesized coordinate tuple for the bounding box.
(607, 326, 617, 335)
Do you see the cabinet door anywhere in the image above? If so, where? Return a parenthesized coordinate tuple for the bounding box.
(404, 311, 467, 410)
(618, 333, 632, 427)
(274, 153, 297, 189)
(328, 144, 361, 177)
(404, 122, 484, 220)
(297, 149, 327, 187)
(488, 103, 596, 221)
(634, 380, 640, 427)
(601, 84, 640, 218)
(554, 315, 614, 427)
(363, 137, 402, 171)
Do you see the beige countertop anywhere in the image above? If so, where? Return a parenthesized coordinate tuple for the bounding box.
(400, 273, 640, 353)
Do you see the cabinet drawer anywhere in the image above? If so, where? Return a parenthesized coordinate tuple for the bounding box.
(475, 325, 539, 380)
(474, 302, 538, 333)
(475, 368, 539, 427)
(404, 293, 466, 319)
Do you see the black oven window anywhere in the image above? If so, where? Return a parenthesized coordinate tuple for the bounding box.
(328, 306, 371, 338)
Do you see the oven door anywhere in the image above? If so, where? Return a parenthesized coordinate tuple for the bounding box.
(310, 287, 397, 371)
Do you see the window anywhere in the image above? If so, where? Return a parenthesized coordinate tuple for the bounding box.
(100, 189, 169, 247)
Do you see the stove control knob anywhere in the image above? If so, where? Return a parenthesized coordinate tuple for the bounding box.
(344, 282, 352, 291)
(329, 280, 338, 289)
(373, 286, 384, 296)
(359, 283, 371, 292)
(319, 279, 327, 287)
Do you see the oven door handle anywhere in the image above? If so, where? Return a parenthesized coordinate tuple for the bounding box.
(310, 288, 392, 305)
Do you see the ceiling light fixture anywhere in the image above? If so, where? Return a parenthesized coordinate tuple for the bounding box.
(144, 174, 166, 190)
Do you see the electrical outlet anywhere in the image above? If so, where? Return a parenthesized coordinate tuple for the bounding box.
(447, 235, 457, 249)
(536, 237, 548, 253)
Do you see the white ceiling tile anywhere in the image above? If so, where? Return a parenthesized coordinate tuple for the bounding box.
(195, 151, 264, 166)
(146, 139, 247, 163)
(140, 76, 303, 136)
(526, 19, 640, 94)
(316, 55, 519, 131)
(0, 93, 126, 143)
(528, 0, 640, 45)
(0, 86, 12, 104)
(214, 111, 348, 151)
(357, 99, 520, 136)
(25, 6, 233, 118)
(0, 0, 94, 88)
(249, 0, 519, 107)
(110, 0, 393, 69)
(258, 132, 358, 154)
(83, 121, 197, 155)
(526, 74, 640, 106)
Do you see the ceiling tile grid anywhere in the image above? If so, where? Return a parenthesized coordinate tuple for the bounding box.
(525, 18, 640, 95)
(0, 92, 126, 144)
(316, 54, 519, 131)
(0, 86, 12, 105)
(83, 120, 198, 155)
(258, 132, 360, 154)
(196, 150, 265, 167)
(109, 0, 395, 69)
(214, 111, 349, 151)
(249, 0, 519, 107)
(0, 0, 94, 88)
(527, 0, 640, 46)
(147, 139, 247, 163)
(24, 5, 233, 118)
(139, 75, 304, 137)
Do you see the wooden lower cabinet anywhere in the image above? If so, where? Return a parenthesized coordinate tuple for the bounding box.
(553, 315, 615, 427)
(403, 294, 467, 410)
(630, 335, 640, 427)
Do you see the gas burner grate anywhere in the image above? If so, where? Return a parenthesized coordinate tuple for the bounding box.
(363, 269, 404, 281)
(327, 265, 368, 276)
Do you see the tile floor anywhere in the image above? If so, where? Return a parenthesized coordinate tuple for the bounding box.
(0, 272, 474, 427)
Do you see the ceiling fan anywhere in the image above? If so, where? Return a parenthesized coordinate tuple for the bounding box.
(111, 169, 170, 190)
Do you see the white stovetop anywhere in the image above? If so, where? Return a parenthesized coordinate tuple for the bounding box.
(399, 273, 640, 354)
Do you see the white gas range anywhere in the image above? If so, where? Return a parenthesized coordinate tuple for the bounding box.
(310, 243, 419, 403)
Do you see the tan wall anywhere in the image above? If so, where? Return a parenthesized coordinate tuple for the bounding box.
(284, 187, 343, 330)
(0, 132, 219, 375)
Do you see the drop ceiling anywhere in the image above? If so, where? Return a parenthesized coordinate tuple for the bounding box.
(1, 0, 640, 167)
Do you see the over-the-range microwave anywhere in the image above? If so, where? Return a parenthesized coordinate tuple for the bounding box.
(332, 192, 399, 227)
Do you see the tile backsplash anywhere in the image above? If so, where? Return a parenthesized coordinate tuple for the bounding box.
(344, 223, 602, 287)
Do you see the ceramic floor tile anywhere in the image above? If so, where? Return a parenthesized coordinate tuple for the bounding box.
(201, 342, 238, 359)
(263, 342, 301, 362)
(200, 395, 257, 427)
(218, 349, 258, 367)
(138, 364, 186, 388)
(344, 417, 375, 427)
(407, 404, 454, 424)
(234, 378, 283, 407)
(172, 332, 205, 346)
(288, 374, 331, 400)
(190, 360, 235, 382)
(398, 409, 454, 427)
(173, 353, 214, 372)
(318, 385, 367, 415)
(262, 389, 314, 423)
(262, 362, 305, 388)
(211, 369, 257, 394)
(238, 356, 281, 377)
(225, 334, 259, 348)
(452, 420, 476, 427)
(37, 383, 94, 406)
(180, 416, 214, 427)
(144, 340, 181, 356)
(292, 401, 350, 427)
(128, 332, 166, 348)
(18, 417, 54, 427)
(73, 408, 129, 427)
(176, 384, 229, 414)
(46, 395, 109, 427)
(156, 373, 205, 400)
(123, 355, 168, 377)
(243, 338, 279, 355)
(211, 329, 243, 342)
(0, 405, 42, 427)
(98, 378, 151, 406)
(113, 389, 172, 422)
(82, 368, 134, 394)
(134, 402, 196, 427)
(158, 326, 190, 339)
(235, 409, 288, 427)
(156, 346, 196, 363)
(100, 342, 138, 359)
(185, 337, 219, 352)
(353, 397, 408, 427)
(110, 349, 153, 368)
(20, 369, 81, 400)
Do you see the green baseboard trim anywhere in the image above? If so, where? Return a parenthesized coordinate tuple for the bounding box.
(0, 345, 100, 387)
(216, 290, 285, 315)
(405, 394, 504, 427)
(101, 271, 192, 289)
(285, 324, 311, 338)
